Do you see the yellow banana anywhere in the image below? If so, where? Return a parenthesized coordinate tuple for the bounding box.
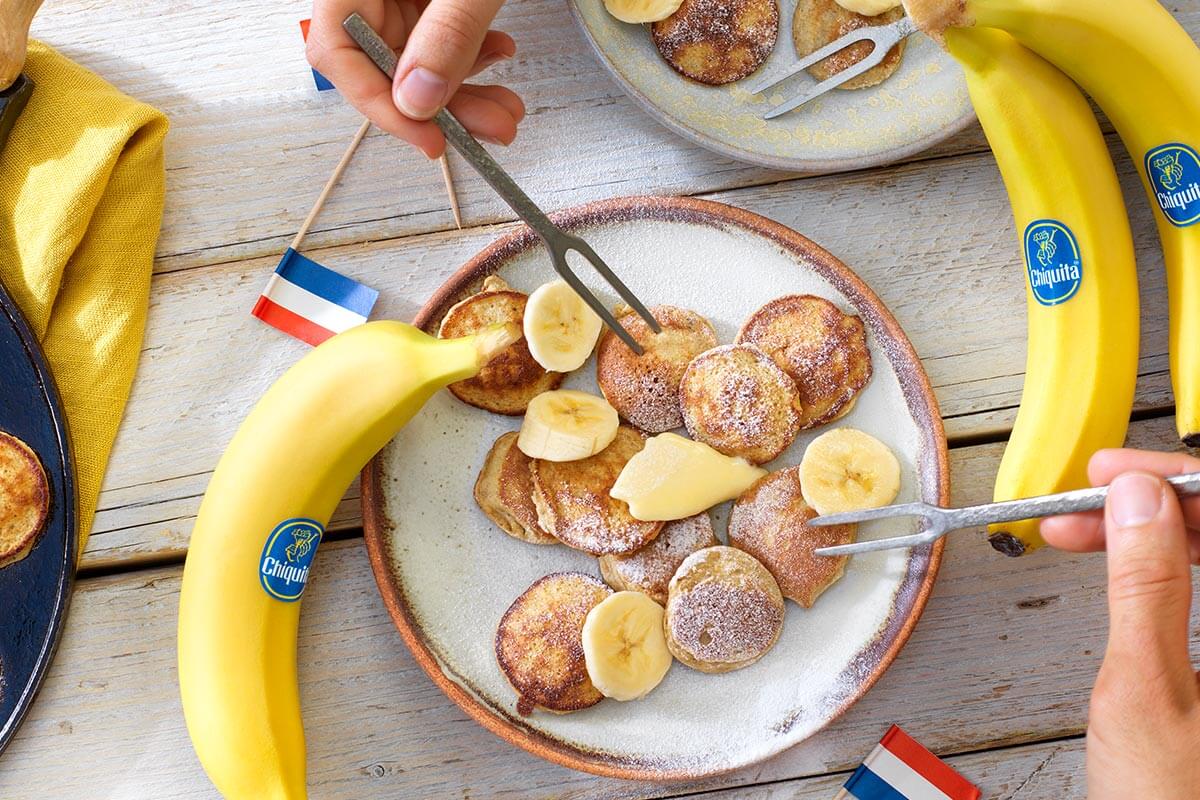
(942, 29, 1139, 555)
(905, 0, 1200, 446)
(177, 320, 520, 799)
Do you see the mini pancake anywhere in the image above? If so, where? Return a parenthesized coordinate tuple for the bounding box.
(792, 0, 906, 91)
(737, 294, 872, 430)
(531, 426, 664, 556)
(598, 512, 719, 605)
(495, 572, 612, 715)
(438, 276, 563, 415)
(596, 305, 719, 433)
(652, 0, 780, 86)
(679, 344, 803, 464)
(664, 546, 784, 673)
(0, 431, 49, 567)
(728, 466, 855, 607)
(474, 432, 557, 545)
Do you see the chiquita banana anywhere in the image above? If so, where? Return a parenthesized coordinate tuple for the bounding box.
(177, 320, 519, 799)
(904, 0, 1200, 446)
(942, 28, 1139, 555)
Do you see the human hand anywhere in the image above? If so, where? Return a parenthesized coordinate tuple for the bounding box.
(305, 0, 525, 158)
(1041, 449, 1200, 799)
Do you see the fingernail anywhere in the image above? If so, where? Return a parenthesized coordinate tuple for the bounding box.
(395, 67, 448, 119)
(477, 51, 512, 70)
(1109, 473, 1163, 529)
(477, 133, 509, 146)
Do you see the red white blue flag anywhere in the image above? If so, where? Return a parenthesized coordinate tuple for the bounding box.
(252, 248, 378, 346)
(839, 726, 980, 800)
(299, 19, 335, 91)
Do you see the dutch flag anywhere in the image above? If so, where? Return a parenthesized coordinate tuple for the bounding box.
(252, 248, 379, 346)
(839, 726, 980, 800)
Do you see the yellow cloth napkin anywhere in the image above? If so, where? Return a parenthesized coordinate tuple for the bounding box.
(0, 41, 168, 556)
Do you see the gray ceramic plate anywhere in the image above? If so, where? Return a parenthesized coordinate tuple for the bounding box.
(363, 197, 949, 779)
(567, 0, 974, 172)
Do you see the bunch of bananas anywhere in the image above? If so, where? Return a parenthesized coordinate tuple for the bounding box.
(902, 0, 1200, 554)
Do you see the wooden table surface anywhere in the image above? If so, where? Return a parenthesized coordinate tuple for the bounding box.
(7, 1, 1200, 797)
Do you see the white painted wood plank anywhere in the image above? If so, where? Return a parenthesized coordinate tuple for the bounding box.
(10, 416, 1192, 798)
(81, 142, 1176, 567)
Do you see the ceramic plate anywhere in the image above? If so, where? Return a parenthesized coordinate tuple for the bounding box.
(567, 0, 973, 172)
(363, 196, 948, 779)
(0, 280, 76, 756)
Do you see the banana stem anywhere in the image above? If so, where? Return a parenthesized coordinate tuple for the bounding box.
(473, 321, 523, 366)
(902, 0, 974, 39)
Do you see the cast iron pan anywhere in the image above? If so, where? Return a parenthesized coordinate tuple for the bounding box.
(0, 277, 77, 755)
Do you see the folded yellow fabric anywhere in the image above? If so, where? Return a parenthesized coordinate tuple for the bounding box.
(0, 41, 168, 557)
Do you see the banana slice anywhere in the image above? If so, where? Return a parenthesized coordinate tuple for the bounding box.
(833, 0, 900, 15)
(582, 591, 673, 701)
(798, 428, 901, 516)
(524, 279, 603, 373)
(604, 0, 684, 24)
(518, 390, 619, 462)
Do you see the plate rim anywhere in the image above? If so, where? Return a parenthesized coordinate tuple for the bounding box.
(361, 195, 950, 781)
(0, 280, 78, 757)
(565, 0, 978, 174)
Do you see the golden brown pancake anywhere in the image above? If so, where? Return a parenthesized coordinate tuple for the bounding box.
(495, 571, 612, 715)
(737, 295, 872, 430)
(531, 426, 664, 555)
(664, 546, 785, 673)
(474, 432, 558, 545)
(0, 431, 49, 567)
(596, 305, 719, 433)
(792, 0, 906, 90)
(652, 0, 780, 86)
(438, 276, 563, 415)
(598, 512, 718, 605)
(728, 466, 855, 607)
(679, 344, 803, 464)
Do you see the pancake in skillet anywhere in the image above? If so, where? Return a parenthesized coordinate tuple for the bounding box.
(475, 432, 557, 545)
(531, 426, 664, 556)
(495, 571, 612, 715)
(652, 0, 780, 86)
(793, 0, 906, 90)
(728, 465, 855, 607)
(438, 276, 563, 415)
(0, 431, 49, 568)
(679, 344, 803, 464)
(596, 304, 718, 433)
(737, 295, 871, 430)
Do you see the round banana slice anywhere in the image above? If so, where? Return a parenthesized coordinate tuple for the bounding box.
(518, 390, 620, 462)
(834, 0, 899, 15)
(581, 591, 673, 701)
(605, 0, 684, 23)
(524, 279, 604, 373)
(798, 428, 901, 516)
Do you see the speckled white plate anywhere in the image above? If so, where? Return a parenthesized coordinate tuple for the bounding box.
(566, 0, 973, 172)
(363, 196, 949, 780)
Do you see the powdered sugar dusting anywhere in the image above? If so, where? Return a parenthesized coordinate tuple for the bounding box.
(600, 513, 718, 603)
(378, 212, 935, 774)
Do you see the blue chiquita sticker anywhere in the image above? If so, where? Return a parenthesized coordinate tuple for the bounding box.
(1024, 220, 1082, 307)
(259, 518, 324, 602)
(1145, 143, 1200, 227)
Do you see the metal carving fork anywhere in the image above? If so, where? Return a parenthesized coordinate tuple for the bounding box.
(813, 471, 1200, 557)
(751, 16, 918, 119)
(342, 13, 659, 354)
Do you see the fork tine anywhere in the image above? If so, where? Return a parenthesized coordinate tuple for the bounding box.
(749, 27, 879, 95)
(763, 53, 886, 119)
(808, 502, 933, 527)
(569, 238, 662, 336)
(549, 252, 646, 356)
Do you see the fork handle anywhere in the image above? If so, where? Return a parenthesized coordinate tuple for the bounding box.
(950, 471, 1200, 529)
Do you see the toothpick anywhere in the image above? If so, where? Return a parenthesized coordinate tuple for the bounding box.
(290, 117, 373, 251)
(439, 153, 463, 229)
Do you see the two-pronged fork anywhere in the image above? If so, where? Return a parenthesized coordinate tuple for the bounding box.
(341, 13, 660, 354)
(751, 16, 919, 119)
(812, 471, 1200, 557)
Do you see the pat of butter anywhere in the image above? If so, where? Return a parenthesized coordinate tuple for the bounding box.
(611, 433, 767, 521)
(833, 0, 900, 16)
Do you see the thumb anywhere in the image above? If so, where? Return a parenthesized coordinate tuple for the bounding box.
(393, 0, 507, 120)
(1102, 471, 1195, 696)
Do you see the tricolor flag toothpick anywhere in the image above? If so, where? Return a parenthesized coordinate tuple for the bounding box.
(836, 726, 980, 800)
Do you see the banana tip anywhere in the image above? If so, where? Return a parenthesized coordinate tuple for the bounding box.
(988, 531, 1027, 558)
(1183, 432, 1200, 449)
(475, 322, 523, 365)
